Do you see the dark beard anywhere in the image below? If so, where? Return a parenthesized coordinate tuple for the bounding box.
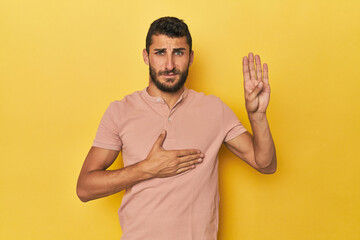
(149, 64, 189, 93)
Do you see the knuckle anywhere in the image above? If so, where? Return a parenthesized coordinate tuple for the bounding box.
(170, 152, 178, 158)
(189, 155, 197, 161)
(169, 161, 178, 168)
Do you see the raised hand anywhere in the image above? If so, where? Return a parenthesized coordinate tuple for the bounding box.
(141, 130, 204, 178)
(242, 52, 270, 114)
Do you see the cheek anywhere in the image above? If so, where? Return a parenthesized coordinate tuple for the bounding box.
(178, 60, 190, 70)
(177, 56, 190, 65)
(149, 57, 164, 67)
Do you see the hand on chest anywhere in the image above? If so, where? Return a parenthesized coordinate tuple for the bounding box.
(120, 107, 223, 166)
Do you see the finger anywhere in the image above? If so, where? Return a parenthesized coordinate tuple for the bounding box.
(176, 165, 196, 174)
(177, 153, 204, 162)
(176, 149, 201, 157)
(248, 52, 256, 81)
(263, 63, 269, 85)
(247, 81, 263, 101)
(255, 55, 262, 81)
(177, 158, 203, 169)
(242, 56, 250, 82)
(152, 130, 167, 150)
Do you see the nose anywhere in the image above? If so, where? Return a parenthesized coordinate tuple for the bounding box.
(165, 54, 175, 71)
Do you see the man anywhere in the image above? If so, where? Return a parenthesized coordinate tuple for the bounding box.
(77, 16, 276, 240)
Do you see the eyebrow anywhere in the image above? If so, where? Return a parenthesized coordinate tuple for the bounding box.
(153, 48, 186, 52)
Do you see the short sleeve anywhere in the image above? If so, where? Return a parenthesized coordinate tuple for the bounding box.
(92, 102, 122, 151)
(221, 101, 247, 142)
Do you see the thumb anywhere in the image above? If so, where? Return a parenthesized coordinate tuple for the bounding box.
(152, 130, 167, 150)
(248, 81, 263, 100)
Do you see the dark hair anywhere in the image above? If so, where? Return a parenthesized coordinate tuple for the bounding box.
(146, 16, 192, 54)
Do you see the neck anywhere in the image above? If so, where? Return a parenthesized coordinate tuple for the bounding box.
(147, 79, 185, 109)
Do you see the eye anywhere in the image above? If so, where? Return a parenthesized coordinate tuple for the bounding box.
(175, 51, 184, 56)
(155, 51, 165, 55)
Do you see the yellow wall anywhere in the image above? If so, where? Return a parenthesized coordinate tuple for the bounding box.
(1, 0, 359, 239)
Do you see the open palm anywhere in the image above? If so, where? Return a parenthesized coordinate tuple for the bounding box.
(242, 52, 270, 114)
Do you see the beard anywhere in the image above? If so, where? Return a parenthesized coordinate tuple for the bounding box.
(149, 64, 189, 93)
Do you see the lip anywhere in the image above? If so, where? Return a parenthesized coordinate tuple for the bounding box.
(163, 74, 177, 77)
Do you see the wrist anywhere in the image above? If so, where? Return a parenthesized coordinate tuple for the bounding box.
(135, 160, 156, 180)
(248, 112, 267, 121)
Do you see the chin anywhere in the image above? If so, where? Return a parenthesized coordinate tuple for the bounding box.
(162, 76, 178, 82)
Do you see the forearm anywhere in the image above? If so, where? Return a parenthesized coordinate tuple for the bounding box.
(248, 112, 277, 170)
(77, 161, 152, 202)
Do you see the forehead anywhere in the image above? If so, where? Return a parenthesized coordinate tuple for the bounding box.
(150, 34, 189, 50)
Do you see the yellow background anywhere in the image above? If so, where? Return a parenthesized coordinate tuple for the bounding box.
(1, 0, 359, 239)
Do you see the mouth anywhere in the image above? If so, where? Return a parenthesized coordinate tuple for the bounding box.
(163, 73, 177, 77)
(160, 69, 180, 77)
(161, 72, 179, 80)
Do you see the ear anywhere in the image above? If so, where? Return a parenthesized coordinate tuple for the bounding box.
(189, 50, 194, 67)
(143, 49, 149, 65)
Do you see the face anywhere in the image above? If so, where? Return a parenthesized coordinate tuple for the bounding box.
(143, 34, 194, 93)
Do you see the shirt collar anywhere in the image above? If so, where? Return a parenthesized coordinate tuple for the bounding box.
(141, 87, 189, 105)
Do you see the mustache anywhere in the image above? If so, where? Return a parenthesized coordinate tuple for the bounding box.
(159, 69, 180, 75)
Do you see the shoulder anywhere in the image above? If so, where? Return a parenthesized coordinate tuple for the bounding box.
(108, 90, 143, 110)
(100, 90, 143, 124)
(187, 89, 224, 108)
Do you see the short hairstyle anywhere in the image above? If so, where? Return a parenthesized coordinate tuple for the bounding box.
(145, 16, 192, 54)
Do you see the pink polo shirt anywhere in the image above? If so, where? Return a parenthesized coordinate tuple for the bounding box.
(92, 87, 247, 240)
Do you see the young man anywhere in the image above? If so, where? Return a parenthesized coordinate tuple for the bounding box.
(77, 16, 276, 240)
